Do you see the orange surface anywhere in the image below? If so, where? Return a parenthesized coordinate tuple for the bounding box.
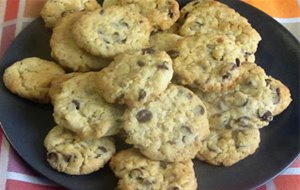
(243, 0, 300, 18)
(24, 0, 47, 18)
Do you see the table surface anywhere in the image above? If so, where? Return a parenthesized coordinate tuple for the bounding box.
(0, 0, 299, 190)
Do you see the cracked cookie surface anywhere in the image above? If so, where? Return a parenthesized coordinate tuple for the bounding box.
(53, 72, 125, 139)
(41, 0, 101, 28)
(3, 57, 65, 103)
(193, 62, 291, 130)
(50, 12, 111, 72)
(72, 6, 151, 57)
(197, 127, 260, 166)
(172, 34, 249, 92)
(123, 84, 209, 162)
(44, 125, 115, 175)
(97, 48, 173, 106)
(178, 0, 261, 60)
(110, 148, 197, 190)
(103, 0, 180, 30)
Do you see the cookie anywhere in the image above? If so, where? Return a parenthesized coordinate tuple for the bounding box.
(122, 84, 209, 162)
(3, 57, 65, 103)
(53, 72, 125, 139)
(50, 12, 111, 72)
(172, 34, 248, 92)
(44, 126, 115, 175)
(110, 148, 197, 190)
(72, 6, 151, 57)
(178, 0, 261, 61)
(103, 0, 180, 30)
(265, 77, 292, 116)
(197, 127, 260, 166)
(41, 0, 101, 28)
(97, 48, 173, 106)
(150, 32, 183, 51)
(48, 72, 80, 103)
(193, 62, 292, 130)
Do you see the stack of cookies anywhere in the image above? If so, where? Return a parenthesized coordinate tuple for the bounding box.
(2, 0, 292, 189)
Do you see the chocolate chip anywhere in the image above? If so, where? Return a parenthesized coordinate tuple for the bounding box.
(136, 109, 152, 123)
(236, 58, 241, 66)
(167, 50, 179, 59)
(98, 146, 107, 153)
(47, 152, 58, 162)
(72, 100, 80, 110)
(142, 48, 155, 55)
(194, 105, 205, 115)
(168, 186, 180, 190)
(273, 88, 281, 104)
(100, 10, 104, 15)
(116, 93, 125, 102)
(186, 92, 193, 99)
(195, 21, 204, 27)
(238, 98, 249, 107)
(160, 161, 168, 169)
(120, 20, 129, 28)
(129, 168, 143, 179)
(184, 12, 189, 19)
(168, 9, 174, 18)
(138, 89, 147, 101)
(120, 38, 127, 43)
(265, 79, 272, 86)
(137, 60, 146, 67)
(222, 73, 231, 80)
(104, 39, 111, 44)
(62, 154, 72, 162)
(258, 111, 273, 122)
(157, 62, 169, 70)
(236, 116, 250, 127)
(181, 125, 192, 134)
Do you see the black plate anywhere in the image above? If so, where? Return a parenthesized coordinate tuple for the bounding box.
(0, 0, 299, 190)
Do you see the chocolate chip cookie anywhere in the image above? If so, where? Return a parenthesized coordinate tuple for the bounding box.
(110, 148, 197, 190)
(122, 84, 209, 162)
(50, 12, 111, 72)
(53, 72, 125, 139)
(41, 0, 101, 28)
(72, 6, 151, 57)
(44, 125, 115, 175)
(97, 48, 173, 106)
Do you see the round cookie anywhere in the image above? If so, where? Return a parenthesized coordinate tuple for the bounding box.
(172, 34, 248, 92)
(110, 148, 197, 190)
(48, 72, 80, 103)
(97, 48, 173, 106)
(50, 12, 111, 72)
(197, 127, 260, 166)
(103, 0, 180, 30)
(41, 0, 101, 28)
(193, 62, 289, 130)
(44, 126, 115, 175)
(53, 72, 125, 139)
(122, 84, 209, 162)
(72, 6, 151, 57)
(178, 0, 261, 61)
(150, 32, 183, 52)
(3, 57, 65, 103)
